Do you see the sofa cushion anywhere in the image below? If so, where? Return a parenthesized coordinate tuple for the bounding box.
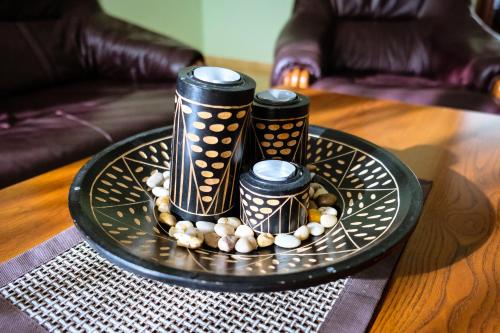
(0, 80, 175, 188)
(312, 74, 500, 113)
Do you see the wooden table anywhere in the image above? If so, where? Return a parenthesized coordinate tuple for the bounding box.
(1, 91, 498, 332)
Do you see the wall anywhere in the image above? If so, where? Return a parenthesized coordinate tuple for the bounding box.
(201, 0, 293, 63)
(99, 0, 293, 64)
(99, 0, 204, 51)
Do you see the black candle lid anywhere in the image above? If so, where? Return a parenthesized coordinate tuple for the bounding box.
(252, 89, 309, 118)
(240, 160, 310, 196)
(177, 66, 256, 106)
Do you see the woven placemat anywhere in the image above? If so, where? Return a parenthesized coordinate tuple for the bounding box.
(0, 181, 431, 333)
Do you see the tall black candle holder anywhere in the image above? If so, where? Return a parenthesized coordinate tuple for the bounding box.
(169, 66, 256, 222)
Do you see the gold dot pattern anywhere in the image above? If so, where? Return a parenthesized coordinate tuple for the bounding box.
(212, 162, 224, 169)
(220, 151, 232, 158)
(204, 178, 220, 185)
(250, 116, 308, 163)
(187, 133, 199, 142)
(200, 186, 212, 192)
(191, 145, 202, 153)
(197, 111, 212, 119)
(205, 150, 218, 158)
(221, 137, 232, 144)
(203, 136, 218, 144)
(218, 112, 232, 119)
(209, 124, 224, 132)
(201, 171, 213, 177)
(239, 184, 309, 234)
(227, 123, 239, 131)
(195, 160, 207, 168)
(193, 122, 205, 129)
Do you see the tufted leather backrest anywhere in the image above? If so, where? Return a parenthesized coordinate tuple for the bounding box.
(318, 0, 471, 76)
(0, 0, 100, 95)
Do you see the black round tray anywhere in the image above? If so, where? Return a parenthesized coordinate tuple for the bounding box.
(69, 126, 423, 292)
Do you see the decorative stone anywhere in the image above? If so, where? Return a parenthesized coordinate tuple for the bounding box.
(307, 223, 325, 236)
(218, 235, 237, 252)
(226, 217, 242, 228)
(274, 234, 301, 249)
(235, 225, 254, 238)
(204, 232, 220, 248)
(313, 187, 328, 199)
(310, 182, 322, 190)
(308, 209, 321, 223)
(176, 229, 204, 249)
(146, 172, 164, 188)
(158, 212, 176, 226)
(257, 233, 274, 247)
(157, 204, 170, 213)
(162, 171, 170, 179)
(319, 206, 338, 216)
(162, 178, 171, 190)
(320, 214, 338, 228)
(152, 186, 168, 197)
(308, 200, 318, 210)
(176, 220, 194, 231)
(317, 193, 337, 206)
(195, 221, 215, 234)
(294, 225, 310, 241)
(214, 223, 235, 237)
(235, 237, 257, 253)
(156, 196, 169, 206)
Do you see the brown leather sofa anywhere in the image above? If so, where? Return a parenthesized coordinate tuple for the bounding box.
(0, 0, 203, 189)
(272, 0, 500, 114)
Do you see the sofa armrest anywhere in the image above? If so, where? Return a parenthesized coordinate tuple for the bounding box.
(271, 0, 333, 86)
(80, 13, 204, 82)
(443, 8, 500, 93)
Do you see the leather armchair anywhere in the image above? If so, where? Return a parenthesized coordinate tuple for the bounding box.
(272, 0, 500, 113)
(0, 0, 203, 188)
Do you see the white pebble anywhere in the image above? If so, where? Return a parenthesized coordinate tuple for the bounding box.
(307, 223, 325, 236)
(257, 233, 274, 247)
(274, 234, 301, 249)
(195, 221, 215, 234)
(319, 206, 338, 216)
(235, 237, 257, 253)
(156, 196, 169, 206)
(176, 220, 194, 231)
(217, 217, 241, 228)
(162, 171, 170, 179)
(218, 235, 237, 252)
(146, 172, 164, 188)
(162, 178, 171, 190)
(152, 186, 168, 197)
(294, 225, 310, 241)
(158, 212, 176, 226)
(204, 232, 220, 248)
(170, 225, 194, 239)
(214, 223, 235, 237)
(320, 214, 338, 228)
(176, 229, 204, 249)
(235, 225, 254, 238)
(157, 204, 170, 213)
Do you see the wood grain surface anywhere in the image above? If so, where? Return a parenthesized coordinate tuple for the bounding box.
(0, 90, 498, 332)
